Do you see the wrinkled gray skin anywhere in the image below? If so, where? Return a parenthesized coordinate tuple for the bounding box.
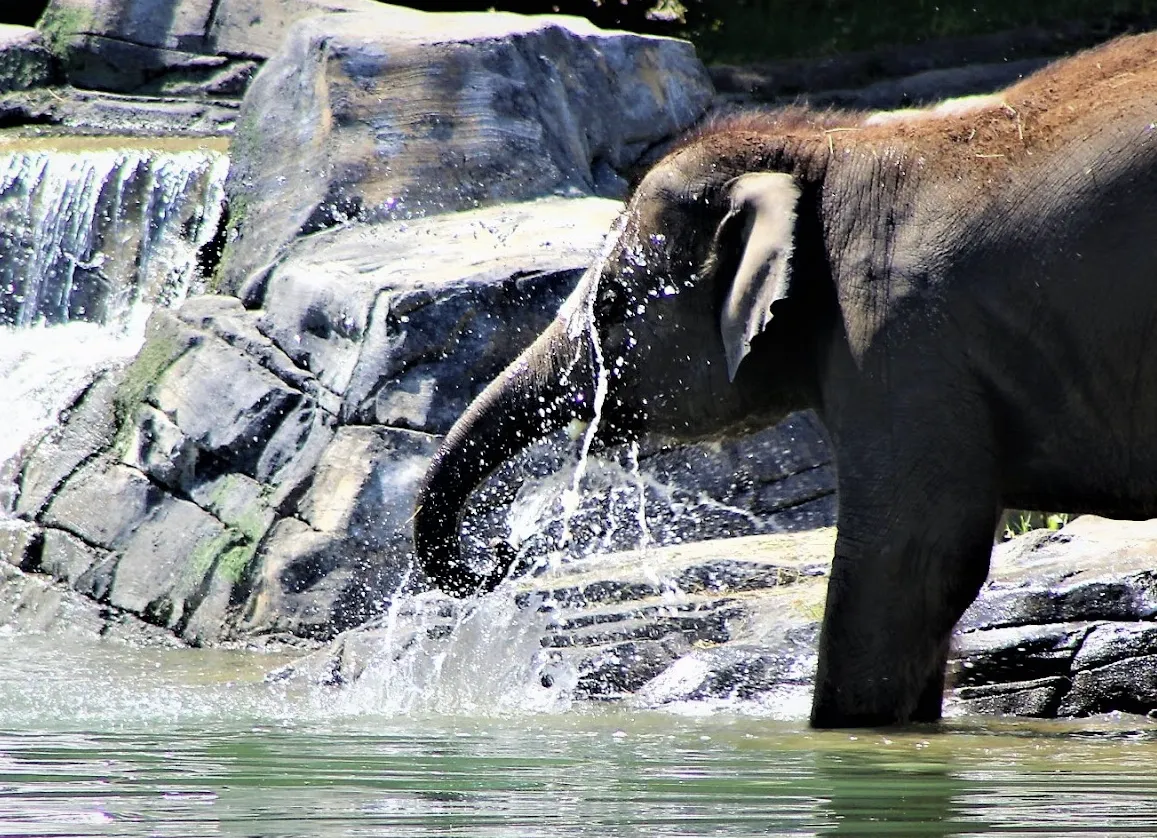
(415, 106, 1157, 727)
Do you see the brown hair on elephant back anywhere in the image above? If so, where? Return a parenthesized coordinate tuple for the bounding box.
(680, 31, 1157, 183)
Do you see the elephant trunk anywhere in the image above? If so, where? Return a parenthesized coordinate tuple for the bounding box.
(414, 315, 598, 596)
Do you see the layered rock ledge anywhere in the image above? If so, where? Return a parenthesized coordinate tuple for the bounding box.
(279, 516, 1157, 720)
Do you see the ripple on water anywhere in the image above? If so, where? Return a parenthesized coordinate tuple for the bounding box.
(1, 636, 1157, 835)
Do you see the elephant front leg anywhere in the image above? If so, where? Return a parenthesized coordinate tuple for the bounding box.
(809, 440, 1000, 728)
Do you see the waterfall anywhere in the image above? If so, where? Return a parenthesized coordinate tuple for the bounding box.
(0, 150, 228, 327)
(0, 148, 229, 507)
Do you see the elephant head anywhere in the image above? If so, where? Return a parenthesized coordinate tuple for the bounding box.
(414, 128, 841, 596)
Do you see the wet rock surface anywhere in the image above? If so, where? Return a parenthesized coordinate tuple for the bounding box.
(952, 517, 1157, 718)
(0, 25, 59, 94)
(280, 517, 1157, 720)
(218, 8, 712, 296)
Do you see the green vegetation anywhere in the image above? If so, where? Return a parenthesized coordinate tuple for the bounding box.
(35, 2, 92, 59)
(111, 316, 188, 451)
(186, 529, 239, 588)
(185, 523, 262, 589)
(999, 510, 1071, 542)
(217, 540, 259, 585)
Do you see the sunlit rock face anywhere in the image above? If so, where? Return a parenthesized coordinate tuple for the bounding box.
(218, 8, 714, 298)
(33, 0, 383, 94)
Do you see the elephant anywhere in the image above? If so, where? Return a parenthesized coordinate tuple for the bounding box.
(414, 32, 1157, 727)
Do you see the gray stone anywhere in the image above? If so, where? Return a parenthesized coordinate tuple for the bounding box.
(121, 404, 200, 492)
(242, 427, 439, 640)
(256, 197, 621, 424)
(1059, 656, 1157, 717)
(0, 520, 41, 571)
(14, 372, 119, 519)
(954, 676, 1070, 717)
(0, 561, 182, 646)
(958, 517, 1157, 632)
(0, 87, 240, 135)
(950, 621, 1096, 688)
(0, 25, 59, 92)
(219, 10, 711, 294)
(150, 336, 304, 478)
(36, 0, 367, 93)
(574, 638, 688, 697)
(37, 527, 109, 593)
(209, 0, 387, 59)
(41, 460, 162, 550)
(105, 492, 229, 634)
(1072, 622, 1157, 672)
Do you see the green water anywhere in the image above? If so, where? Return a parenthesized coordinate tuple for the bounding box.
(2, 636, 1157, 836)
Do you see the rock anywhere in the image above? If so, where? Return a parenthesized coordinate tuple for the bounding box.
(954, 677, 1070, 717)
(0, 87, 240, 135)
(219, 9, 712, 294)
(0, 519, 41, 570)
(952, 517, 1157, 717)
(12, 371, 120, 519)
(0, 559, 183, 646)
(272, 518, 1157, 720)
(35, 0, 376, 94)
(0, 25, 59, 93)
(149, 335, 304, 479)
(950, 622, 1096, 688)
(36, 527, 117, 600)
(252, 197, 624, 426)
(1060, 656, 1157, 717)
(241, 426, 439, 641)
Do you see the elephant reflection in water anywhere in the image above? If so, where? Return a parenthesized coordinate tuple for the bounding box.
(415, 33, 1157, 728)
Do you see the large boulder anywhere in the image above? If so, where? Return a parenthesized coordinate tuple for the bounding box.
(219, 8, 713, 296)
(34, 0, 383, 94)
(5, 198, 622, 642)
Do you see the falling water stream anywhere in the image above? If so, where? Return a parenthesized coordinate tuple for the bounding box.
(0, 147, 227, 504)
(1, 142, 1157, 836)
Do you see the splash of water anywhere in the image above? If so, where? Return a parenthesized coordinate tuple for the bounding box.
(330, 588, 576, 718)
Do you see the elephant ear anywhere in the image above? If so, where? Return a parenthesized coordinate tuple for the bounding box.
(715, 171, 801, 382)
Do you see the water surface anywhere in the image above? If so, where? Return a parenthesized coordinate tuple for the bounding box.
(1, 635, 1156, 836)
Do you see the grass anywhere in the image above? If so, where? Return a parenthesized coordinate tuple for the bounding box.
(999, 510, 1070, 542)
(683, 0, 1157, 63)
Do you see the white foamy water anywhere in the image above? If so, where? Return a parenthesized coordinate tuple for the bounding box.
(330, 588, 577, 719)
(0, 312, 147, 497)
(0, 148, 228, 509)
(0, 150, 228, 326)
